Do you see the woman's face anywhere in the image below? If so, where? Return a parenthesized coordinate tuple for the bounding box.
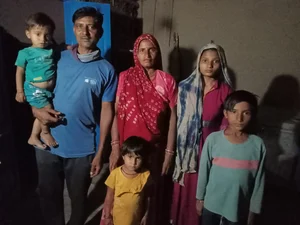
(137, 40, 158, 69)
(199, 49, 221, 78)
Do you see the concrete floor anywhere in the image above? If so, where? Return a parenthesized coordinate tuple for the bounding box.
(10, 164, 300, 225)
(12, 163, 109, 225)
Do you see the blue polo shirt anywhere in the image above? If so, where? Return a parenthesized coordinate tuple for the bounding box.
(50, 49, 117, 158)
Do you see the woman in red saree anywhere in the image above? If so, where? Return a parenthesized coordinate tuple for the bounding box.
(108, 33, 178, 225)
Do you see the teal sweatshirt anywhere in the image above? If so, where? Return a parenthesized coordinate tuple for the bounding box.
(196, 130, 266, 222)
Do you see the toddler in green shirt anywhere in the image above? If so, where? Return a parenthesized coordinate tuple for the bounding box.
(15, 12, 58, 149)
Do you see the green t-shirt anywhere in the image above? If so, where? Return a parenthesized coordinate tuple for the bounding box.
(15, 47, 56, 82)
(196, 130, 266, 222)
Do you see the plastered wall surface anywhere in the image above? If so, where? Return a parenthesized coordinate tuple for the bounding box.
(139, 0, 300, 100)
(0, 0, 65, 43)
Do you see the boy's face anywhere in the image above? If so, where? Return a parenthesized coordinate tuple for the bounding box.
(122, 152, 143, 172)
(224, 101, 252, 131)
(26, 25, 52, 48)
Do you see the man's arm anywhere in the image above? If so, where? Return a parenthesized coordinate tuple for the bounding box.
(90, 101, 114, 177)
(32, 107, 61, 125)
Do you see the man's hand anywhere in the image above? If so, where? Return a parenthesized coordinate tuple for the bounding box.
(90, 154, 102, 178)
(32, 107, 61, 125)
(109, 144, 121, 171)
(196, 200, 204, 216)
(15, 92, 26, 103)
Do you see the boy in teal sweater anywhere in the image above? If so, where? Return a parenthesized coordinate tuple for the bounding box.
(196, 90, 265, 225)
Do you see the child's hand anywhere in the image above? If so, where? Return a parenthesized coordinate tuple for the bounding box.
(104, 217, 113, 225)
(15, 92, 26, 103)
(196, 200, 204, 216)
(247, 211, 255, 225)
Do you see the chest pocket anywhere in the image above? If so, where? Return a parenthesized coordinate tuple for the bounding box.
(83, 76, 100, 96)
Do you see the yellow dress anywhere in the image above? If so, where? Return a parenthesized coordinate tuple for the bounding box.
(105, 167, 151, 225)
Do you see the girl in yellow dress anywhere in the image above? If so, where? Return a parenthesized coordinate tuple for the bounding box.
(103, 136, 152, 225)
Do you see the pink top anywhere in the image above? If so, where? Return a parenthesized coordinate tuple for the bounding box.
(117, 69, 178, 108)
(200, 82, 232, 154)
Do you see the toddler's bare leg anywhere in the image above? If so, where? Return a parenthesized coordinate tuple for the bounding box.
(40, 104, 58, 147)
(28, 119, 47, 149)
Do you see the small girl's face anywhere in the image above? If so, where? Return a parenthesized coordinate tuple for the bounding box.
(26, 25, 53, 48)
(122, 152, 143, 172)
(224, 101, 252, 131)
(199, 49, 220, 78)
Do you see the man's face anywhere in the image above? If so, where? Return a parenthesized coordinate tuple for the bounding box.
(73, 16, 101, 50)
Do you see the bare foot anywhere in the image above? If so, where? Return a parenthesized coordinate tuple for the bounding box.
(41, 132, 58, 147)
(28, 136, 47, 149)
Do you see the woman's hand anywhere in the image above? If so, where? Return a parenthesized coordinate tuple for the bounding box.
(196, 200, 204, 216)
(161, 152, 173, 175)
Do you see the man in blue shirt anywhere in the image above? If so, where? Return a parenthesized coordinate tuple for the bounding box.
(32, 7, 117, 225)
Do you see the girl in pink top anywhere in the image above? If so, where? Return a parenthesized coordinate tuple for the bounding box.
(171, 42, 233, 225)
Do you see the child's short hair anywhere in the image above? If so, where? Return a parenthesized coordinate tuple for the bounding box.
(121, 136, 150, 160)
(224, 90, 258, 118)
(26, 12, 55, 33)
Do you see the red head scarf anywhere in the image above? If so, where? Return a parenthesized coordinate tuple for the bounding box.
(118, 34, 167, 143)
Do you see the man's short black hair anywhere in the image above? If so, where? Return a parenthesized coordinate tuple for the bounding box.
(26, 12, 55, 33)
(224, 90, 258, 118)
(72, 7, 103, 28)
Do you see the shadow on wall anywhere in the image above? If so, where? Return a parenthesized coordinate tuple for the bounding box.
(111, 12, 142, 73)
(257, 74, 300, 225)
(0, 26, 45, 224)
(168, 47, 197, 82)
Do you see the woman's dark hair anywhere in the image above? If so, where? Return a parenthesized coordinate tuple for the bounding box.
(121, 136, 150, 160)
(26, 12, 55, 33)
(72, 7, 103, 28)
(224, 90, 258, 118)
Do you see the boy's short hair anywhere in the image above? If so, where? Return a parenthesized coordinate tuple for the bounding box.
(224, 90, 258, 118)
(121, 136, 150, 160)
(72, 7, 103, 28)
(26, 12, 55, 33)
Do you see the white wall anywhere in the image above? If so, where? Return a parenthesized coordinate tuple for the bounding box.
(139, 0, 300, 102)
